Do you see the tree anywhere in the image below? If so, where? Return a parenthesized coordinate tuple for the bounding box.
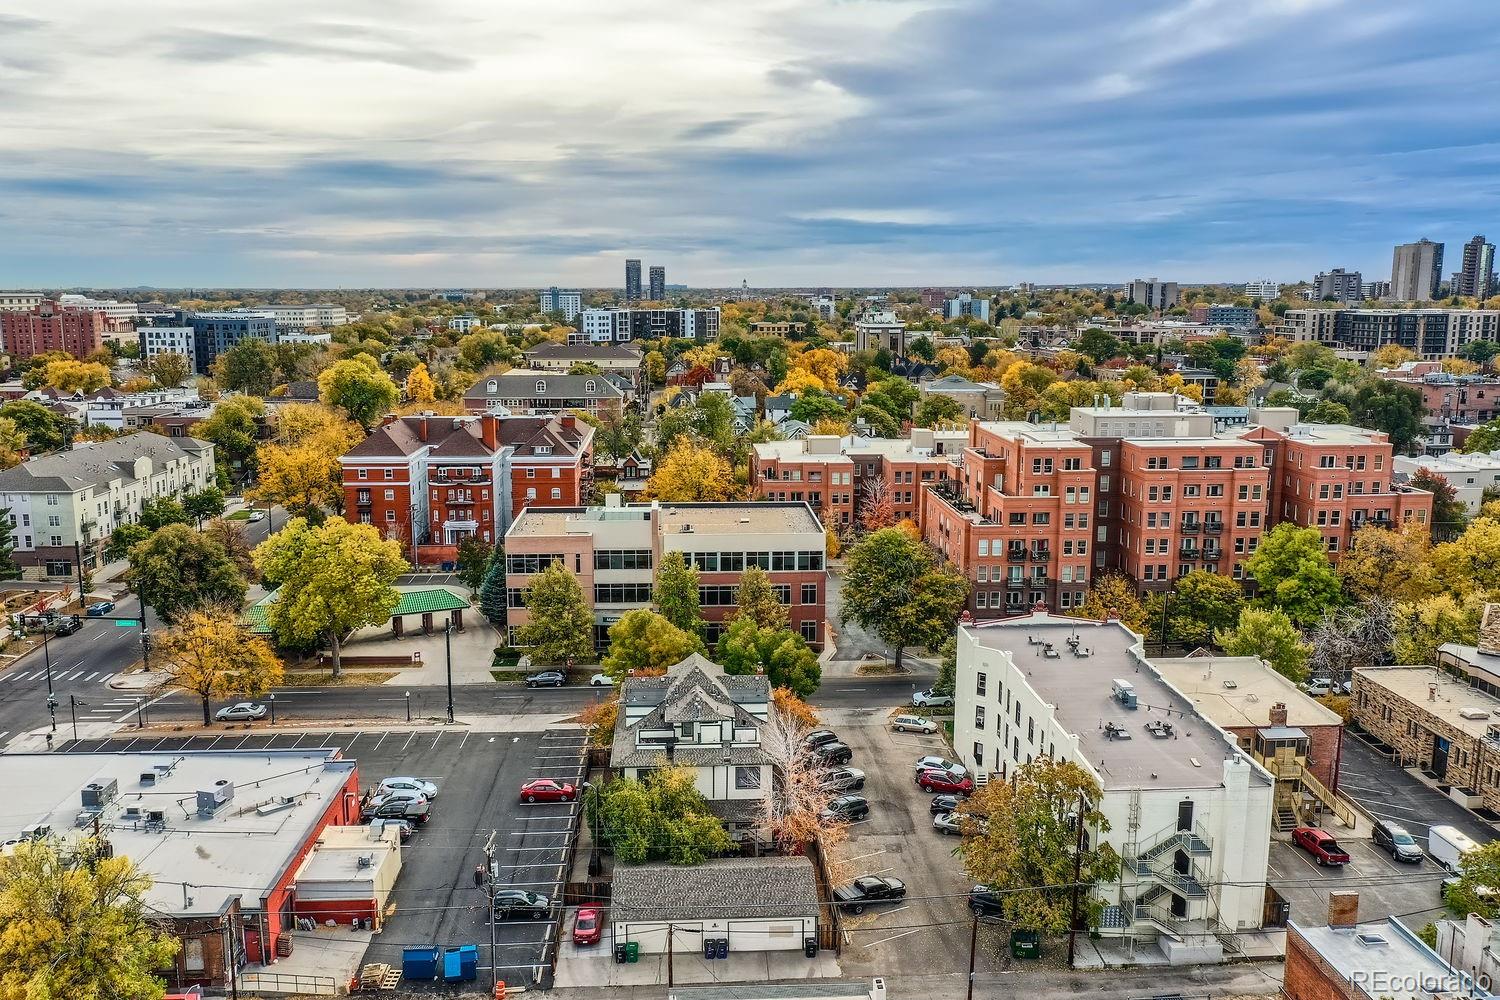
(318, 355, 400, 428)
(862, 378, 918, 422)
(514, 560, 593, 664)
(601, 609, 703, 678)
(153, 607, 284, 724)
(0, 837, 179, 1000)
(715, 617, 821, 697)
(138, 497, 189, 532)
(456, 331, 519, 371)
(202, 517, 257, 581)
(1078, 328, 1122, 362)
(215, 339, 279, 395)
(757, 700, 844, 856)
(852, 402, 900, 438)
(1338, 525, 1437, 603)
(1460, 417, 1500, 455)
(1215, 607, 1310, 682)
(182, 485, 227, 525)
(1447, 838, 1500, 920)
(146, 350, 191, 388)
(644, 351, 667, 386)
(588, 764, 733, 865)
(0, 399, 74, 452)
(732, 565, 788, 630)
(253, 518, 407, 677)
(478, 550, 507, 628)
(1076, 573, 1150, 634)
(0, 417, 24, 471)
(1432, 514, 1500, 595)
(907, 335, 936, 361)
(840, 528, 969, 668)
(857, 477, 896, 533)
(104, 522, 151, 563)
(1245, 523, 1343, 626)
(194, 395, 265, 483)
(956, 759, 1119, 934)
(1394, 592, 1485, 664)
(404, 362, 436, 404)
(129, 524, 247, 623)
(1370, 344, 1417, 369)
(654, 551, 703, 636)
(916, 394, 965, 427)
(456, 536, 493, 591)
(1409, 467, 1467, 537)
(34, 359, 111, 394)
(1169, 570, 1244, 647)
(788, 390, 848, 427)
(1305, 399, 1351, 424)
(645, 440, 739, 501)
(249, 404, 365, 519)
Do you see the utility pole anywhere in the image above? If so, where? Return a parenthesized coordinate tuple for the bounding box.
(444, 621, 455, 725)
(73, 539, 87, 599)
(484, 830, 498, 992)
(1156, 591, 1170, 655)
(666, 922, 675, 989)
(966, 911, 978, 1000)
(1066, 789, 1087, 969)
(138, 583, 152, 673)
(69, 694, 78, 741)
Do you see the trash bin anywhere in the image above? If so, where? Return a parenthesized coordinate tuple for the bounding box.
(442, 948, 463, 983)
(402, 946, 440, 980)
(457, 945, 479, 981)
(1010, 929, 1041, 960)
(625, 941, 640, 963)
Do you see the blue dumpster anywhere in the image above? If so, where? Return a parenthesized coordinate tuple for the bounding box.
(442, 949, 462, 983)
(402, 946, 439, 981)
(457, 945, 478, 981)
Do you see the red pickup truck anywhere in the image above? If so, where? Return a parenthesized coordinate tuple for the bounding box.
(1293, 826, 1351, 866)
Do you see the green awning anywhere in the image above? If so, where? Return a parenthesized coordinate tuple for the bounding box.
(245, 587, 468, 634)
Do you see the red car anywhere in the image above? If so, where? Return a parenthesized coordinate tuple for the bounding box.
(520, 778, 577, 803)
(1293, 826, 1351, 866)
(917, 769, 975, 794)
(573, 906, 603, 945)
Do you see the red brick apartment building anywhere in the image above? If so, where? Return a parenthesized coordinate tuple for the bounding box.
(340, 412, 592, 565)
(0, 299, 105, 358)
(504, 499, 827, 649)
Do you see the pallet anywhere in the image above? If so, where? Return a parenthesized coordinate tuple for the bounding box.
(357, 963, 400, 991)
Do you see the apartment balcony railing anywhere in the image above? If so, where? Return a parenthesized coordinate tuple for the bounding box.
(1006, 578, 1026, 589)
(1030, 549, 1051, 563)
(1203, 521, 1223, 534)
(1180, 521, 1201, 534)
(1179, 546, 1200, 558)
(1008, 549, 1028, 562)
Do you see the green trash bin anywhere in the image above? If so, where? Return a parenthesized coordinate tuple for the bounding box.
(625, 941, 640, 963)
(1010, 929, 1040, 959)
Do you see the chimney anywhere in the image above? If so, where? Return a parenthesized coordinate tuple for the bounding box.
(1479, 604, 1500, 656)
(1327, 891, 1359, 929)
(559, 414, 576, 431)
(1430, 683, 1439, 702)
(479, 415, 499, 451)
(1268, 702, 1288, 727)
(415, 415, 429, 442)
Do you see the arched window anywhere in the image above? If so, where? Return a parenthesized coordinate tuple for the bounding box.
(585, 379, 596, 394)
(486, 380, 497, 393)
(536, 379, 547, 394)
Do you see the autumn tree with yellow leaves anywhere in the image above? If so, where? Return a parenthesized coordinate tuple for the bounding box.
(645, 439, 741, 501)
(404, 362, 437, 404)
(153, 607, 284, 725)
(249, 403, 365, 519)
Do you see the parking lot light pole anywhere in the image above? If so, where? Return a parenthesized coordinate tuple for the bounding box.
(269, 693, 276, 725)
(966, 911, 978, 1000)
(136, 696, 145, 729)
(444, 622, 454, 725)
(69, 694, 78, 742)
(405, 691, 411, 723)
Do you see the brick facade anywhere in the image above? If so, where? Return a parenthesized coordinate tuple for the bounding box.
(1284, 925, 1368, 1000)
(0, 300, 106, 358)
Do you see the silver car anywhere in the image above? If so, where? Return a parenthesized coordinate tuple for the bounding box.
(214, 702, 267, 722)
(912, 689, 954, 708)
(379, 777, 438, 800)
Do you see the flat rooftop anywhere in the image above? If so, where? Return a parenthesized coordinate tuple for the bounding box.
(965, 613, 1245, 789)
(507, 502, 823, 537)
(1356, 666, 1500, 738)
(1122, 436, 1262, 450)
(1275, 423, 1390, 446)
(974, 421, 1091, 448)
(1291, 918, 1468, 1000)
(1150, 656, 1342, 730)
(1, 750, 355, 918)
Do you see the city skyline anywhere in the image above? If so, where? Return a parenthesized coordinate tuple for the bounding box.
(3, 0, 1500, 287)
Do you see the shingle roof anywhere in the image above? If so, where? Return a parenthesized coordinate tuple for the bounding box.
(611, 857, 818, 923)
(0, 432, 210, 494)
(523, 342, 642, 362)
(463, 372, 624, 402)
(611, 654, 771, 768)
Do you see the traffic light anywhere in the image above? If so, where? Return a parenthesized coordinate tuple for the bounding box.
(47, 695, 58, 712)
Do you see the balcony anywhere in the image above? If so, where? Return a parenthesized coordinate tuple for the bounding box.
(1006, 578, 1026, 589)
(1179, 545, 1200, 558)
(1203, 521, 1223, 534)
(1030, 549, 1051, 563)
(1179, 521, 1201, 534)
(1007, 549, 1028, 563)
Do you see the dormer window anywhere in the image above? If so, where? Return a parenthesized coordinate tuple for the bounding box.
(585, 379, 596, 393)
(535, 445, 552, 455)
(536, 379, 547, 395)
(486, 380, 497, 393)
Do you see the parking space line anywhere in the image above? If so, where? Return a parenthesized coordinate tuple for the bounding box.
(458, 731, 469, 751)
(861, 926, 924, 948)
(402, 732, 417, 751)
(374, 732, 388, 750)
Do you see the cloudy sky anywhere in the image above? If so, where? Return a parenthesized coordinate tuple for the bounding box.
(4, 0, 1500, 288)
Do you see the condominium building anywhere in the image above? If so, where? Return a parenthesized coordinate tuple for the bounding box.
(1394, 450, 1500, 514)
(1243, 280, 1279, 300)
(853, 311, 906, 354)
(808, 295, 837, 321)
(1125, 278, 1180, 311)
(943, 293, 991, 322)
(917, 374, 1006, 420)
(1391, 238, 1445, 301)
(1281, 307, 1500, 358)
(538, 287, 583, 322)
(0, 300, 106, 359)
(231, 303, 349, 330)
(1311, 268, 1363, 302)
(0, 432, 216, 579)
(1457, 234, 1496, 301)
(625, 259, 642, 302)
(0, 291, 44, 311)
(578, 307, 720, 343)
(648, 266, 666, 301)
(188, 312, 278, 373)
(1202, 304, 1256, 329)
(1376, 367, 1500, 424)
(463, 371, 626, 417)
(503, 499, 827, 649)
(952, 612, 1273, 957)
(339, 412, 593, 564)
(138, 326, 196, 372)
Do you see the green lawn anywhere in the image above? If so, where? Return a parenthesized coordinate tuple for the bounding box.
(226, 510, 253, 520)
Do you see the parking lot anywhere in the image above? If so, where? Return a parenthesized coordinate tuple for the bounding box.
(1268, 831, 1451, 930)
(824, 705, 979, 978)
(59, 726, 587, 989)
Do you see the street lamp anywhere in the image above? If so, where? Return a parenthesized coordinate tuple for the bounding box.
(444, 621, 454, 725)
(405, 691, 411, 723)
(69, 694, 78, 742)
(269, 693, 276, 725)
(136, 696, 145, 729)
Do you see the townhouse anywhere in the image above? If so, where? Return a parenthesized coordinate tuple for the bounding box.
(339, 412, 592, 565)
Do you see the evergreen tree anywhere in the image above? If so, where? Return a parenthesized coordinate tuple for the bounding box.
(0, 507, 19, 580)
(479, 548, 508, 628)
(654, 551, 703, 637)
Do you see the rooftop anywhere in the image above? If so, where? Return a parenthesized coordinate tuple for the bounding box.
(1355, 666, 1500, 738)
(507, 502, 823, 538)
(1253, 422, 1393, 447)
(1149, 656, 1342, 730)
(964, 613, 1248, 789)
(0, 750, 356, 918)
(973, 421, 1092, 448)
(611, 856, 818, 923)
(1292, 917, 1475, 1000)
(0, 432, 212, 494)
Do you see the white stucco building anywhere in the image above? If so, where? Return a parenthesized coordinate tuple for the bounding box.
(952, 611, 1274, 963)
(1395, 451, 1500, 514)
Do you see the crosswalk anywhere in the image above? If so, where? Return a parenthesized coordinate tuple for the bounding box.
(0, 668, 119, 685)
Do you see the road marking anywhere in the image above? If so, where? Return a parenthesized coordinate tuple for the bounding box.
(402, 732, 417, 751)
(860, 926, 923, 948)
(92, 631, 108, 641)
(458, 731, 470, 751)
(0, 732, 9, 742)
(374, 732, 389, 750)
(83, 672, 98, 681)
(97, 673, 116, 684)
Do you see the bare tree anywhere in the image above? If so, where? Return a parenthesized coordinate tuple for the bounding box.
(759, 704, 853, 886)
(857, 477, 896, 534)
(1309, 596, 1395, 683)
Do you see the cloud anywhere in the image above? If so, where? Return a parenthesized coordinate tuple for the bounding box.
(2, 0, 1500, 285)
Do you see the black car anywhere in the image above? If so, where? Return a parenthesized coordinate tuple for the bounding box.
(525, 671, 565, 688)
(821, 794, 870, 823)
(1372, 819, 1424, 863)
(833, 875, 906, 914)
(492, 889, 552, 919)
(813, 741, 853, 765)
(969, 885, 1005, 919)
(51, 615, 82, 637)
(802, 729, 840, 748)
(825, 766, 866, 791)
(929, 793, 967, 815)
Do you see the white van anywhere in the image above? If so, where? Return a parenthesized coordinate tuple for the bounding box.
(1429, 824, 1480, 873)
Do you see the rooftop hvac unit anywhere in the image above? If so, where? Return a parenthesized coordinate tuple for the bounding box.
(81, 779, 118, 810)
(195, 780, 235, 817)
(1111, 678, 1138, 709)
(1460, 707, 1492, 721)
(122, 806, 143, 820)
(139, 772, 157, 787)
(145, 810, 165, 825)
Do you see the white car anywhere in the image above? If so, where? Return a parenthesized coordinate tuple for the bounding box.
(1303, 677, 1333, 696)
(214, 702, 267, 722)
(589, 673, 617, 687)
(247, 511, 266, 523)
(914, 755, 966, 775)
(912, 689, 954, 708)
(891, 714, 938, 735)
(379, 777, 438, 800)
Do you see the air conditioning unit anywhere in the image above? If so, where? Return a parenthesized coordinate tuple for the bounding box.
(122, 806, 143, 820)
(196, 780, 235, 816)
(1461, 707, 1492, 721)
(81, 780, 118, 810)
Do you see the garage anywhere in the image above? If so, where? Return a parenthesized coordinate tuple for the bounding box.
(611, 856, 820, 957)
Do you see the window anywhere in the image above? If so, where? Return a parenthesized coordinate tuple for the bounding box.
(975, 706, 986, 731)
(508, 553, 567, 574)
(44, 560, 71, 576)
(585, 379, 597, 393)
(699, 585, 739, 606)
(734, 767, 762, 790)
(976, 672, 987, 697)
(384, 510, 396, 522)
(536, 379, 547, 394)
(525, 488, 536, 500)
(384, 469, 394, 480)
(773, 584, 792, 603)
(594, 583, 653, 603)
(384, 489, 395, 500)
(801, 583, 818, 604)
(800, 620, 818, 642)
(594, 549, 653, 570)
(550, 488, 562, 499)
(46, 515, 59, 527)
(357, 469, 368, 480)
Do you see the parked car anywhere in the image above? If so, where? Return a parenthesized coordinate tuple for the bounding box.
(930, 793, 967, 815)
(247, 511, 266, 522)
(821, 795, 870, 823)
(917, 768, 974, 794)
(51, 615, 82, 637)
(969, 885, 1005, 919)
(890, 714, 938, 735)
(933, 812, 965, 836)
(525, 670, 566, 688)
(589, 673, 616, 687)
(573, 906, 603, 945)
(214, 702, 267, 722)
(1293, 826, 1351, 866)
(913, 755, 965, 775)
(1370, 819, 1423, 863)
(824, 766, 866, 791)
(802, 729, 840, 748)
(833, 875, 906, 914)
(493, 889, 551, 920)
(362, 796, 430, 822)
(1302, 677, 1333, 697)
(812, 741, 853, 765)
(520, 778, 577, 803)
(379, 777, 439, 800)
(85, 601, 115, 617)
(912, 689, 954, 708)
(368, 818, 414, 842)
